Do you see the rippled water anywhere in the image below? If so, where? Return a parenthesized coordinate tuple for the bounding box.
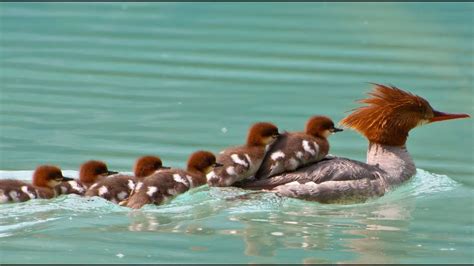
(0, 2, 473, 264)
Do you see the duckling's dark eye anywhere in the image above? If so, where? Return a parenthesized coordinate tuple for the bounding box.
(50, 173, 62, 180)
(264, 128, 278, 137)
(95, 167, 106, 175)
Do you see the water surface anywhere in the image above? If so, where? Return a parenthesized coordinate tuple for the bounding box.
(0, 2, 473, 264)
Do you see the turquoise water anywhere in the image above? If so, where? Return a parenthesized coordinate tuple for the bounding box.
(0, 2, 473, 264)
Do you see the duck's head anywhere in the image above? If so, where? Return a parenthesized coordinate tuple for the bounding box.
(305, 115, 343, 139)
(246, 122, 280, 147)
(134, 155, 170, 178)
(186, 150, 222, 175)
(341, 83, 470, 146)
(32, 165, 73, 188)
(79, 160, 118, 185)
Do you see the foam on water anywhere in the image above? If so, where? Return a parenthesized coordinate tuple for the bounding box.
(0, 167, 460, 208)
(388, 168, 460, 199)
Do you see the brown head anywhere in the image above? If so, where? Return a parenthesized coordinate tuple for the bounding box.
(79, 160, 118, 185)
(32, 165, 73, 188)
(305, 115, 343, 138)
(186, 150, 222, 175)
(246, 122, 280, 146)
(134, 155, 169, 178)
(340, 83, 470, 146)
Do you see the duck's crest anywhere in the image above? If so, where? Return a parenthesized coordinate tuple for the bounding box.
(340, 83, 432, 146)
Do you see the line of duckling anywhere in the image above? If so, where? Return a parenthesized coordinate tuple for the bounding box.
(0, 115, 342, 209)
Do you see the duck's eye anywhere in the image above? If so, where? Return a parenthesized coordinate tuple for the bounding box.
(96, 168, 106, 175)
(266, 131, 277, 137)
(51, 173, 62, 180)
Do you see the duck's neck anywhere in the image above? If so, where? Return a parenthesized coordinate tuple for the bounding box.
(366, 142, 416, 185)
(186, 169, 207, 186)
(187, 168, 206, 178)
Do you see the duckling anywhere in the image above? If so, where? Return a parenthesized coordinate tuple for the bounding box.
(55, 160, 118, 196)
(85, 156, 169, 203)
(0, 165, 73, 203)
(126, 150, 221, 209)
(207, 122, 279, 187)
(255, 115, 342, 179)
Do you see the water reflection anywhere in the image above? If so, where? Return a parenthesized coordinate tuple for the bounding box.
(125, 188, 415, 263)
(235, 197, 415, 263)
(340, 199, 415, 263)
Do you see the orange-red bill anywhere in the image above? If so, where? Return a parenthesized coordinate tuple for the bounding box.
(429, 110, 470, 123)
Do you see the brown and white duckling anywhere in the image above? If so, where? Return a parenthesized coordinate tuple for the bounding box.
(207, 122, 279, 187)
(255, 116, 342, 179)
(126, 150, 221, 209)
(0, 165, 73, 203)
(55, 160, 118, 196)
(85, 156, 169, 203)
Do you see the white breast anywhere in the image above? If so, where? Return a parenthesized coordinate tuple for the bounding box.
(206, 171, 218, 182)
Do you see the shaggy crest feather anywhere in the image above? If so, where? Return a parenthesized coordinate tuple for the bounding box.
(340, 83, 433, 146)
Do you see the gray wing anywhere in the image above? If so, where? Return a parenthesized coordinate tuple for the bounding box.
(236, 157, 383, 190)
(237, 157, 387, 203)
(272, 177, 386, 203)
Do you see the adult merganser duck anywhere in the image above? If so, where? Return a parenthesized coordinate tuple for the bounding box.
(55, 160, 118, 196)
(237, 84, 470, 203)
(126, 150, 221, 209)
(0, 165, 73, 203)
(255, 116, 342, 179)
(85, 156, 169, 203)
(207, 122, 280, 187)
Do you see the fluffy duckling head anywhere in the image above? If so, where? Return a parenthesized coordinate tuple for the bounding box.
(186, 150, 222, 175)
(134, 155, 169, 178)
(79, 160, 118, 185)
(305, 115, 343, 139)
(32, 165, 73, 188)
(246, 122, 280, 147)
